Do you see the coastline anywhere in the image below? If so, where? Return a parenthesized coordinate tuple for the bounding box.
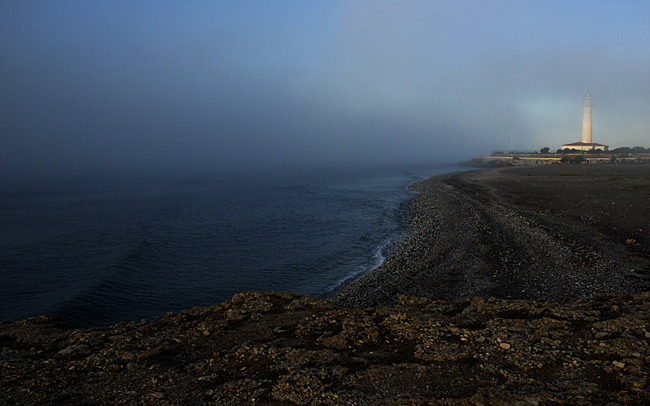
(328, 163, 650, 307)
(3, 163, 650, 404)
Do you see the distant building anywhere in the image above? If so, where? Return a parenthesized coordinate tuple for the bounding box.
(561, 141, 609, 152)
(562, 93, 609, 151)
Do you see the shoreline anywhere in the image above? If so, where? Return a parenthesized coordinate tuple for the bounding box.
(4, 163, 650, 404)
(318, 164, 474, 300)
(328, 163, 650, 307)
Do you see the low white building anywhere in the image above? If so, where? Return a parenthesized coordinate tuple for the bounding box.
(561, 141, 609, 152)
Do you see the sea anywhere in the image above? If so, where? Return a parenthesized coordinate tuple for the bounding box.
(0, 163, 468, 327)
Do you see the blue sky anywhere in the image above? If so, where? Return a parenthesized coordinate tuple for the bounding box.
(2, 1, 649, 177)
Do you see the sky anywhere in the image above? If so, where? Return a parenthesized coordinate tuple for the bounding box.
(1, 0, 649, 178)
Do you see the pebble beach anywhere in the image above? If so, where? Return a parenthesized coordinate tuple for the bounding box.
(329, 163, 650, 306)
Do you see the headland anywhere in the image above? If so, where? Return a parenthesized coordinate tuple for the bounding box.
(2, 163, 650, 405)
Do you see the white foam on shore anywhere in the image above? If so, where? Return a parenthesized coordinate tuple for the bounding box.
(323, 236, 396, 294)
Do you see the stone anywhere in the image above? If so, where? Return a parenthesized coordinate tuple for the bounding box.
(58, 346, 76, 355)
(3, 293, 650, 404)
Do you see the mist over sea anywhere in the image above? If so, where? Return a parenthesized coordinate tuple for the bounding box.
(1, 164, 469, 327)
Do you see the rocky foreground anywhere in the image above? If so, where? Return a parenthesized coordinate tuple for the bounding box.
(2, 164, 650, 405)
(2, 291, 650, 405)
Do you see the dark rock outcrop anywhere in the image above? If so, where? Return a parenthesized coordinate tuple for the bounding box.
(3, 292, 650, 405)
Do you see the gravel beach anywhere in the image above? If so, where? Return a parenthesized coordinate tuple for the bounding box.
(329, 163, 650, 307)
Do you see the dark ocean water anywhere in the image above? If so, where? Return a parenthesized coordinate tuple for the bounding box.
(0, 164, 468, 327)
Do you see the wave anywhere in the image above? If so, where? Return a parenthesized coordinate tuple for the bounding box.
(49, 229, 177, 326)
(322, 235, 397, 295)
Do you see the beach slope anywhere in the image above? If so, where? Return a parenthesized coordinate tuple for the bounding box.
(329, 164, 650, 306)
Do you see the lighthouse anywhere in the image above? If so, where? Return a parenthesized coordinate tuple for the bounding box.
(581, 93, 593, 144)
(561, 93, 608, 152)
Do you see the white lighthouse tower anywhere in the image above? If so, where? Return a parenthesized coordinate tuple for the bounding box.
(562, 93, 608, 152)
(581, 93, 593, 144)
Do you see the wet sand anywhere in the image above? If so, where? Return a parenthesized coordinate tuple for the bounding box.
(329, 163, 650, 306)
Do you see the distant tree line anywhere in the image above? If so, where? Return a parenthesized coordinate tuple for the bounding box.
(551, 146, 649, 154)
(492, 146, 648, 157)
(608, 146, 648, 154)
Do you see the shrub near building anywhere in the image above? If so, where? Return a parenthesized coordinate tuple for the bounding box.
(561, 155, 586, 164)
